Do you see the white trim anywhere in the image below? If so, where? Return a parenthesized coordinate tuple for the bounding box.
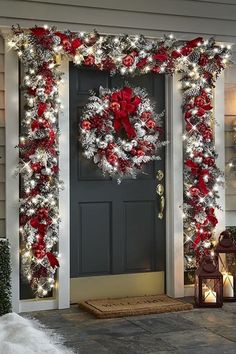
(19, 299, 58, 312)
(4, 33, 20, 313)
(166, 74, 185, 298)
(184, 284, 194, 297)
(214, 72, 226, 237)
(226, 211, 236, 226)
(57, 60, 70, 309)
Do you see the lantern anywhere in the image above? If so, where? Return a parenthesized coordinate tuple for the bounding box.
(195, 255, 223, 307)
(215, 230, 236, 302)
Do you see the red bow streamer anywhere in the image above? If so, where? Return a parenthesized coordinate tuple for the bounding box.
(197, 169, 211, 196)
(47, 252, 60, 268)
(110, 87, 141, 139)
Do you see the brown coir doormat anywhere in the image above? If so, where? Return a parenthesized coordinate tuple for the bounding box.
(79, 295, 193, 319)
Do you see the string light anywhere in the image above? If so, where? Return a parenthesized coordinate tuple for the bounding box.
(11, 24, 231, 296)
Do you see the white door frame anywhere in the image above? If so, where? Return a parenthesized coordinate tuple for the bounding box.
(4, 33, 225, 312)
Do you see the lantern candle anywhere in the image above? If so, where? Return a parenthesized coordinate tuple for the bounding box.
(223, 273, 234, 297)
(204, 289, 217, 303)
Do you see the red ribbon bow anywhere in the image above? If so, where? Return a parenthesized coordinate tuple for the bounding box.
(110, 87, 141, 139)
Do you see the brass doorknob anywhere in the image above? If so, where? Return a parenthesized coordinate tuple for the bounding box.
(156, 170, 164, 181)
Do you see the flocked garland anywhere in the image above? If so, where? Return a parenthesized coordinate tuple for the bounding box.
(0, 239, 12, 315)
(80, 85, 166, 182)
(10, 25, 231, 297)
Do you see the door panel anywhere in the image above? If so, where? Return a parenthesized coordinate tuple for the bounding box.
(124, 201, 155, 272)
(70, 64, 166, 279)
(79, 202, 112, 275)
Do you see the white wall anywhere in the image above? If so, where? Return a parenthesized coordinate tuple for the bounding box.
(0, 1, 236, 49)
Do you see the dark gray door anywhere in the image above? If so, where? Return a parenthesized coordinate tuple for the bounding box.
(70, 64, 166, 278)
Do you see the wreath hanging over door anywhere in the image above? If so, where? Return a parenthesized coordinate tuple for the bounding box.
(80, 85, 166, 182)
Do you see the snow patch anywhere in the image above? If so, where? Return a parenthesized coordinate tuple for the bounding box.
(0, 312, 74, 354)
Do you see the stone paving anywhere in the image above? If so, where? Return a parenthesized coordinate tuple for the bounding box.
(24, 300, 236, 354)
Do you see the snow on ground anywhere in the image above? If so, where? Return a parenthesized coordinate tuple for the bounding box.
(0, 312, 74, 354)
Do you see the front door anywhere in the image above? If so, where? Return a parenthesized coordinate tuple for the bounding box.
(69, 64, 166, 301)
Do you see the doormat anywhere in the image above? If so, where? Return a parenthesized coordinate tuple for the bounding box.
(79, 295, 193, 318)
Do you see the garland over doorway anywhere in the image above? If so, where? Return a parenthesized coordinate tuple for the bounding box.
(10, 25, 231, 297)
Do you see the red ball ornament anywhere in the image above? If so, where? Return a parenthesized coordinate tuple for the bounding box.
(71, 38, 82, 49)
(38, 224, 47, 233)
(186, 123, 193, 132)
(81, 120, 91, 130)
(84, 55, 95, 66)
(180, 46, 192, 56)
(101, 57, 115, 71)
(185, 111, 192, 120)
(52, 165, 59, 173)
(31, 162, 42, 172)
(197, 108, 206, 117)
(108, 154, 118, 165)
(41, 119, 50, 129)
(203, 129, 213, 141)
(189, 186, 201, 197)
(130, 148, 137, 156)
(37, 208, 49, 220)
(122, 54, 135, 67)
(146, 119, 156, 129)
(187, 37, 204, 49)
(153, 49, 168, 62)
(198, 123, 207, 133)
(198, 54, 209, 67)
(136, 150, 145, 157)
(109, 101, 121, 112)
(195, 96, 206, 107)
(137, 58, 148, 69)
(141, 111, 152, 121)
(171, 50, 181, 59)
(31, 120, 40, 131)
(203, 156, 215, 166)
(30, 218, 39, 229)
(107, 142, 115, 150)
(204, 72, 213, 83)
(34, 249, 46, 259)
(152, 66, 161, 73)
(186, 103, 194, 110)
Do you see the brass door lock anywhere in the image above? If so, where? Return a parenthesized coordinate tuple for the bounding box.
(156, 170, 165, 219)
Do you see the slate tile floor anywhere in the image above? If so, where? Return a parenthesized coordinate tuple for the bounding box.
(24, 301, 236, 354)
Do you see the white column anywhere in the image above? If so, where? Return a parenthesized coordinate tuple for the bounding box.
(58, 60, 70, 308)
(214, 72, 225, 236)
(4, 34, 20, 313)
(165, 75, 185, 298)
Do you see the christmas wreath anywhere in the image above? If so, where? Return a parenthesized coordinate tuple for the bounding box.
(80, 85, 166, 181)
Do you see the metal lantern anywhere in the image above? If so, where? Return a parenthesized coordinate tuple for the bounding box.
(215, 230, 236, 302)
(195, 255, 223, 308)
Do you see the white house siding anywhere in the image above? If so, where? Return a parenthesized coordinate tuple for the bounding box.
(0, 0, 235, 232)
